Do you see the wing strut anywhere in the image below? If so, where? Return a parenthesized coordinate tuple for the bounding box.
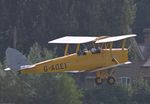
(112, 56, 120, 64)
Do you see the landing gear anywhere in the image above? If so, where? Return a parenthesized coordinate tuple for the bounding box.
(107, 76, 115, 85)
(95, 76, 115, 85)
(95, 70, 116, 85)
(95, 77, 103, 85)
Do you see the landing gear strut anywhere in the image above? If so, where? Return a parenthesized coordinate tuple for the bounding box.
(95, 70, 116, 85)
(107, 76, 115, 85)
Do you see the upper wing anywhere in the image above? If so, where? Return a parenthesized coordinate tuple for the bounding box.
(48, 34, 136, 44)
(48, 36, 98, 44)
(95, 34, 136, 43)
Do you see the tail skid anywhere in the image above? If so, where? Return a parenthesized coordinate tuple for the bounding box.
(5, 48, 30, 71)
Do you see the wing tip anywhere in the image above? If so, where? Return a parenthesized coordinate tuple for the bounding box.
(4, 67, 11, 71)
(124, 61, 132, 64)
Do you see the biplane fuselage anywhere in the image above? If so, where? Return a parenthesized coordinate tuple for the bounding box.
(21, 48, 128, 74)
(20, 43, 129, 75)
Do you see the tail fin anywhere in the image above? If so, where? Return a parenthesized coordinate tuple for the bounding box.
(5, 48, 30, 71)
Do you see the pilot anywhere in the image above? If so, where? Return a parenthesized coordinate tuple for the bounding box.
(96, 47, 102, 53)
(91, 47, 101, 54)
(77, 49, 86, 56)
(91, 48, 97, 54)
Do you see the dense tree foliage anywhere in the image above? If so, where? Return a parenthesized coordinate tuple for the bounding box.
(0, 0, 136, 60)
(133, 0, 150, 42)
(0, 0, 149, 104)
(84, 84, 150, 104)
(0, 43, 83, 104)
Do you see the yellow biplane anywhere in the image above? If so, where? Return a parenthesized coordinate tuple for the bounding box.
(5, 34, 136, 85)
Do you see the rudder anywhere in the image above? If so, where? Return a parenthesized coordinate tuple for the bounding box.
(5, 48, 30, 70)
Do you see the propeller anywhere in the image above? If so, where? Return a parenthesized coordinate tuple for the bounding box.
(128, 37, 145, 61)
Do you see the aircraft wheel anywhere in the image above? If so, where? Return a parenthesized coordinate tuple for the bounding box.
(107, 76, 115, 85)
(95, 77, 103, 85)
(77, 50, 82, 56)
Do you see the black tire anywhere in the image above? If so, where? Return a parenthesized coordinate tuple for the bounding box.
(77, 50, 82, 56)
(107, 76, 115, 85)
(95, 77, 103, 85)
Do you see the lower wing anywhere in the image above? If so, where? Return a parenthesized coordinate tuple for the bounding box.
(89, 61, 131, 72)
(66, 61, 131, 73)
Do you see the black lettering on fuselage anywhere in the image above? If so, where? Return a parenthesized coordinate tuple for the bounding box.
(51, 65, 55, 70)
(43, 63, 67, 72)
(44, 66, 48, 72)
(55, 64, 59, 70)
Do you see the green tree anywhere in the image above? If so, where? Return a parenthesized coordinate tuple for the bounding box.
(129, 79, 150, 104)
(88, 0, 136, 35)
(0, 61, 33, 104)
(84, 85, 130, 104)
(30, 73, 82, 104)
(133, 0, 150, 43)
(26, 43, 83, 104)
(0, 43, 83, 104)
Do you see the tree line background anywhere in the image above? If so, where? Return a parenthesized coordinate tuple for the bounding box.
(0, 0, 137, 60)
(0, 0, 150, 104)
